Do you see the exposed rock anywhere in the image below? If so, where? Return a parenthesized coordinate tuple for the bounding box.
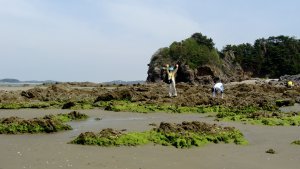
(280, 74, 300, 85)
(94, 88, 133, 102)
(266, 148, 276, 154)
(99, 128, 122, 138)
(155, 121, 234, 134)
(62, 102, 76, 109)
(66, 111, 88, 120)
(147, 48, 249, 85)
(0, 115, 72, 134)
(1, 116, 23, 124)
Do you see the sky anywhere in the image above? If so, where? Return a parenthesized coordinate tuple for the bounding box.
(0, 0, 299, 82)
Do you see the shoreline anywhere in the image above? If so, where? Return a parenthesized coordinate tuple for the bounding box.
(0, 109, 299, 169)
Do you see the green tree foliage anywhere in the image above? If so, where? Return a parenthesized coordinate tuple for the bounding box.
(222, 43, 261, 74)
(222, 35, 300, 77)
(151, 33, 300, 78)
(191, 33, 215, 50)
(157, 33, 220, 69)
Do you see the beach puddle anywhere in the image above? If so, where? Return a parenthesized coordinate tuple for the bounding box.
(67, 116, 156, 136)
(279, 103, 300, 112)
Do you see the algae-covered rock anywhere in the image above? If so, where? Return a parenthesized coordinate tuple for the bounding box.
(71, 121, 247, 148)
(291, 140, 300, 145)
(94, 89, 133, 102)
(0, 117, 71, 134)
(62, 102, 76, 109)
(266, 148, 276, 154)
(275, 99, 295, 107)
(0, 111, 88, 134)
(146, 33, 248, 84)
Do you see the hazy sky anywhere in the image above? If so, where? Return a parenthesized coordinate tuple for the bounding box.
(0, 0, 299, 82)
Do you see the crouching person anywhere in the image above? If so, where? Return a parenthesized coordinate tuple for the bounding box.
(287, 81, 294, 88)
(212, 81, 224, 98)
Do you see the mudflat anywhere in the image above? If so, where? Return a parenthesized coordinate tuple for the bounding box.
(0, 109, 299, 169)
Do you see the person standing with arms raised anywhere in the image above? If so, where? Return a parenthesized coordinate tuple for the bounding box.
(166, 64, 179, 97)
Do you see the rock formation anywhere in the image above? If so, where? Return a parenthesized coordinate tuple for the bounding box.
(147, 46, 249, 85)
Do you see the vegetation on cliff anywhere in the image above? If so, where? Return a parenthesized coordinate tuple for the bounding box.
(222, 35, 300, 78)
(147, 33, 226, 83)
(147, 33, 300, 83)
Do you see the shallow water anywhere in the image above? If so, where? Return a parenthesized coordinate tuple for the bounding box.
(279, 103, 300, 112)
(0, 109, 300, 169)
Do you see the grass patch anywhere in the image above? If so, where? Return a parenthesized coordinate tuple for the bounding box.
(70, 121, 248, 148)
(0, 111, 88, 134)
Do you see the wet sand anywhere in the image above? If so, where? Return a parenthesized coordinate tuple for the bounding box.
(0, 109, 299, 169)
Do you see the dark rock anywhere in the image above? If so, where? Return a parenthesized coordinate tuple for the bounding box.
(62, 102, 76, 109)
(95, 117, 102, 121)
(279, 74, 300, 83)
(1, 116, 23, 124)
(266, 148, 276, 154)
(155, 121, 231, 134)
(276, 99, 295, 107)
(21, 91, 35, 98)
(99, 128, 122, 138)
(94, 89, 133, 102)
(67, 111, 88, 120)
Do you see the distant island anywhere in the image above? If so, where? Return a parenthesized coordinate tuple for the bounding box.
(0, 78, 57, 84)
(0, 78, 145, 85)
(102, 80, 145, 85)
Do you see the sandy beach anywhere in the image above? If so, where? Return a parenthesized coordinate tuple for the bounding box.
(0, 109, 299, 169)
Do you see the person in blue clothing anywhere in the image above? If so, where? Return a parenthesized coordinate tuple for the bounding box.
(212, 81, 224, 98)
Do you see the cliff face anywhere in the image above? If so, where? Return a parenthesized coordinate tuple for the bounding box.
(146, 45, 249, 85)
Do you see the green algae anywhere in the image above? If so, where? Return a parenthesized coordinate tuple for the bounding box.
(95, 100, 230, 114)
(54, 111, 88, 122)
(0, 101, 63, 109)
(0, 111, 88, 134)
(0, 101, 96, 110)
(216, 109, 300, 126)
(291, 140, 300, 145)
(0, 99, 271, 117)
(70, 121, 248, 148)
(2, 100, 299, 127)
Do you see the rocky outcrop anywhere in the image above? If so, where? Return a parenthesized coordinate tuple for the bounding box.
(279, 74, 300, 84)
(147, 48, 249, 85)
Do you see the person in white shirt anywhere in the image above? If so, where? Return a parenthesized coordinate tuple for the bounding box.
(212, 81, 224, 98)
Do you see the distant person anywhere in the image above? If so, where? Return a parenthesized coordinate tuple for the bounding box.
(287, 81, 294, 88)
(212, 81, 224, 98)
(166, 64, 179, 97)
